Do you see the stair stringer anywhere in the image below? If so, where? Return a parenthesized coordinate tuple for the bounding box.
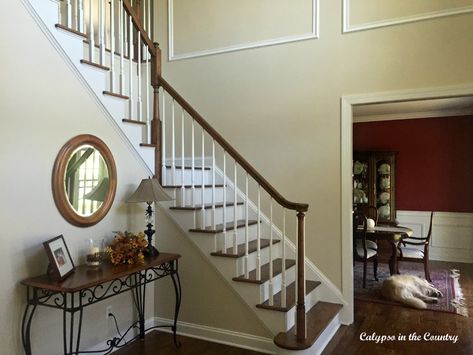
(21, 0, 155, 174)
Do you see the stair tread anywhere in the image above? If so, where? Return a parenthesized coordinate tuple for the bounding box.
(233, 258, 296, 284)
(189, 219, 258, 233)
(256, 280, 321, 312)
(166, 165, 211, 170)
(123, 119, 146, 126)
(103, 91, 129, 100)
(170, 201, 244, 211)
(80, 59, 110, 71)
(140, 143, 157, 148)
(163, 184, 225, 188)
(211, 238, 280, 258)
(55, 24, 88, 38)
(274, 302, 343, 350)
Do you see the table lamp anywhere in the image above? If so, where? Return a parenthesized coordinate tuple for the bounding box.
(127, 177, 173, 256)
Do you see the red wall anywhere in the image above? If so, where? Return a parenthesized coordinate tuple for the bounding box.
(353, 116, 473, 213)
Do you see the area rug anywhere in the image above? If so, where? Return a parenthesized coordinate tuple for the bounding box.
(354, 262, 468, 316)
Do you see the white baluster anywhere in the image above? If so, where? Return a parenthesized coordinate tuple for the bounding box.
(109, 0, 115, 92)
(180, 109, 185, 207)
(212, 140, 217, 252)
(99, 0, 105, 65)
(78, 0, 84, 33)
(147, 0, 151, 39)
(191, 119, 195, 207)
(233, 162, 238, 254)
(201, 129, 205, 229)
(119, 0, 125, 94)
(222, 153, 227, 253)
(212, 140, 216, 230)
(145, 50, 150, 141)
(66, 0, 72, 28)
(256, 185, 261, 280)
(171, 99, 176, 185)
(137, 35, 142, 122)
(281, 208, 287, 308)
(88, 0, 95, 62)
(161, 90, 166, 185)
(128, 14, 134, 117)
(244, 172, 249, 279)
(269, 198, 274, 306)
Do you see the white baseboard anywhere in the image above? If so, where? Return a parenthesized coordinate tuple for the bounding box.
(150, 317, 278, 354)
(397, 210, 473, 263)
(85, 317, 276, 354)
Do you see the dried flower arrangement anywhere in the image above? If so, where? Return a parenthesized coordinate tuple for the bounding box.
(106, 231, 148, 265)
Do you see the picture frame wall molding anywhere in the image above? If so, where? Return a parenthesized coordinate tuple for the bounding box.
(342, 0, 473, 33)
(168, 0, 319, 61)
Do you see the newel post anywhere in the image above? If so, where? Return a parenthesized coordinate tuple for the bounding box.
(296, 211, 306, 341)
(151, 43, 162, 183)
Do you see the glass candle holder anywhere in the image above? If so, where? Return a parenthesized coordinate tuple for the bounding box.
(85, 238, 104, 267)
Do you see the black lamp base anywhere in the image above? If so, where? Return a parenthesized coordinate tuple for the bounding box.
(144, 217, 159, 257)
(145, 245, 159, 257)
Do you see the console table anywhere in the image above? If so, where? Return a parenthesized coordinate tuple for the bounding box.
(21, 253, 181, 355)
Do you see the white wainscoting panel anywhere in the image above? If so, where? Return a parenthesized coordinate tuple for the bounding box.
(397, 211, 473, 263)
(168, 0, 319, 61)
(343, 0, 473, 33)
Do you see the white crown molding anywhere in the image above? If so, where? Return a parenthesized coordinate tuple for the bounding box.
(342, 0, 473, 33)
(353, 108, 473, 123)
(168, 0, 319, 61)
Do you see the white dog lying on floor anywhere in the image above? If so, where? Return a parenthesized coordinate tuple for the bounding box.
(381, 274, 443, 309)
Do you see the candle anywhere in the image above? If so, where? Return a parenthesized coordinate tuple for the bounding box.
(86, 239, 104, 267)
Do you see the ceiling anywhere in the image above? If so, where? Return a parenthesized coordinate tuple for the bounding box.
(353, 96, 473, 123)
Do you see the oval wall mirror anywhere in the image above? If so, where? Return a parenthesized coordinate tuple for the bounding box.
(52, 134, 117, 227)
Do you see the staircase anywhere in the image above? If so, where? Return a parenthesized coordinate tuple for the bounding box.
(23, 0, 345, 353)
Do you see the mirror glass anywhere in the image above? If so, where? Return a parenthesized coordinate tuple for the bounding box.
(64, 145, 110, 217)
(52, 134, 117, 227)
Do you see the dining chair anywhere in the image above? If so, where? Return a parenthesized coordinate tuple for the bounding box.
(396, 212, 433, 282)
(353, 211, 378, 288)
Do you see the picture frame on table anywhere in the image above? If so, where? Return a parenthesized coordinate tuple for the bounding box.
(43, 235, 75, 281)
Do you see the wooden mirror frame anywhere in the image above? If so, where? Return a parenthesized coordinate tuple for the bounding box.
(52, 134, 117, 227)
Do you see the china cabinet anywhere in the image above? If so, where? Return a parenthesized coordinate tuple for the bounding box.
(353, 151, 397, 224)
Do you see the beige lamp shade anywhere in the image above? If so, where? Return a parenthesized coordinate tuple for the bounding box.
(127, 178, 173, 204)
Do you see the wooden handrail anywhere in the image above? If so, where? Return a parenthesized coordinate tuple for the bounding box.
(158, 77, 309, 212)
(122, 0, 156, 57)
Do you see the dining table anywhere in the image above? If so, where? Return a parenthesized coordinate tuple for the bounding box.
(364, 224, 413, 275)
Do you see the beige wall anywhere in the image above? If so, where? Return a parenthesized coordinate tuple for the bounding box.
(0, 1, 270, 354)
(155, 0, 473, 294)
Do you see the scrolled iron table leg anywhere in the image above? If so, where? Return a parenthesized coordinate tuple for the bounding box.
(21, 291, 37, 355)
(170, 262, 182, 347)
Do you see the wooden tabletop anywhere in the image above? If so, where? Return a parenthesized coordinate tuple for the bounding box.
(21, 253, 181, 292)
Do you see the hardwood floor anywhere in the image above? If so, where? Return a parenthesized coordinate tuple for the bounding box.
(323, 261, 473, 355)
(115, 261, 472, 355)
(114, 331, 263, 355)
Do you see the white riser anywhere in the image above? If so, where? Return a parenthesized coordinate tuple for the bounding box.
(164, 168, 222, 186)
(169, 207, 245, 230)
(166, 186, 250, 207)
(212, 242, 283, 275)
(256, 287, 322, 334)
